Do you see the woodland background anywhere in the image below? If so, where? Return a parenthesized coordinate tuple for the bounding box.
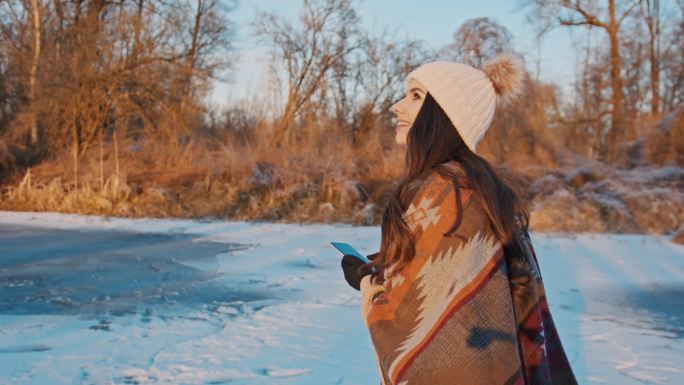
(0, 0, 682, 236)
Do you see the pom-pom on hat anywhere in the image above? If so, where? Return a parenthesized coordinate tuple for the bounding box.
(406, 53, 526, 153)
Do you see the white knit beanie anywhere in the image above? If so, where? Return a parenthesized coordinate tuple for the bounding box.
(406, 53, 526, 153)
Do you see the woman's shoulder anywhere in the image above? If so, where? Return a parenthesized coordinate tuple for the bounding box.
(430, 160, 471, 189)
(404, 161, 468, 204)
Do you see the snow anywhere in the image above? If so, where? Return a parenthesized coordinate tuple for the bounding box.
(0, 210, 683, 384)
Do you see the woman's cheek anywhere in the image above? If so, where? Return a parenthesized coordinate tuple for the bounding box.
(396, 126, 409, 144)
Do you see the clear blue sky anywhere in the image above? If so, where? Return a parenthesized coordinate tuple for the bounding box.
(209, 0, 577, 107)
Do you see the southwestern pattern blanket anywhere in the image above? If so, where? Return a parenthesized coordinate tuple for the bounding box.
(359, 161, 578, 385)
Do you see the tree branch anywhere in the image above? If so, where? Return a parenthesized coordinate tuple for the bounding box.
(561, 0, 608, 29)
(617, 0, 642, 28)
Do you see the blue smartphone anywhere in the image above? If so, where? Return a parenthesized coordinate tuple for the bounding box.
(330, 242, 370, 264)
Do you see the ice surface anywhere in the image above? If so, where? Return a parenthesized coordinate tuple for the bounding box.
(0, 211, 683, 384)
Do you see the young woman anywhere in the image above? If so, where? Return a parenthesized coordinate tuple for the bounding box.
(340, 54, 578, 385)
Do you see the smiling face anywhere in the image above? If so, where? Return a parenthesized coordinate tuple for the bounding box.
(390, 78, 427, 145)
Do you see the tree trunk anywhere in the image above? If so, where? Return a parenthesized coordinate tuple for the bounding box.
(133, 0, 144, 60)
(606, 0, 624, 163)
(274, 90, 297, 147)
(645, 0, 661, 114)
(28, 0, 41, 145)
(184, 0, 203, 102)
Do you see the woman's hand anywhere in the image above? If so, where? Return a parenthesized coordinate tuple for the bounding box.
(341, 252, 378, 290)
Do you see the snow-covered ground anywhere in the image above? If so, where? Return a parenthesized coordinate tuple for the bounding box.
(0, 210, 683, 385)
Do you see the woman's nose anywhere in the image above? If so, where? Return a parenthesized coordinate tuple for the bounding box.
(390, 100, 401, 115)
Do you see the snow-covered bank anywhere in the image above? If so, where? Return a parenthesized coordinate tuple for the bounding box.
(0, 210, 683, 384)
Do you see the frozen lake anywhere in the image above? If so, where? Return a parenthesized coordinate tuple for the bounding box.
(0, 211, 683, 384)
(0, 224, 261, 317)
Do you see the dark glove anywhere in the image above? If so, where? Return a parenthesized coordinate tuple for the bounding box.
(341, 252, 378, 290)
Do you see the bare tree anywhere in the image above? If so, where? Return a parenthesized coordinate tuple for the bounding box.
(349, 26, 432, 145)
(0, 0, 237, 182)
(659, 0, 684, 111)
(527, 0, 642, 162)
(0, 0, 43, 146)
(253, 0, 361, 147)
(27, 0, 41, 145)
(325, 5, 361, 131)
(440, 17, 513, 67)
(641, 0, 663, 113)
(174, 0, 235, 114)
(564, 29, 612, 159)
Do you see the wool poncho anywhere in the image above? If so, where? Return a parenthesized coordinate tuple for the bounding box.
(359, 161, 578, 385)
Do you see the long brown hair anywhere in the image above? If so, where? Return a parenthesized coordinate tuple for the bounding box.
(368, 92, 533, 288)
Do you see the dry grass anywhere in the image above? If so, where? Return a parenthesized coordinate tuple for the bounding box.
(2, 106, 682, 235)
(0, 122, 407, 225)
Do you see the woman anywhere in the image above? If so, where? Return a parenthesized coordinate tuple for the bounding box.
(340, 54, 578, 385)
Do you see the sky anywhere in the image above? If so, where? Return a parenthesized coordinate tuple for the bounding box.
(209, 0, 578, 108)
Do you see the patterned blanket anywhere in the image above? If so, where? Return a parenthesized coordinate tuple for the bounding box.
(359, 161, 578, 385)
